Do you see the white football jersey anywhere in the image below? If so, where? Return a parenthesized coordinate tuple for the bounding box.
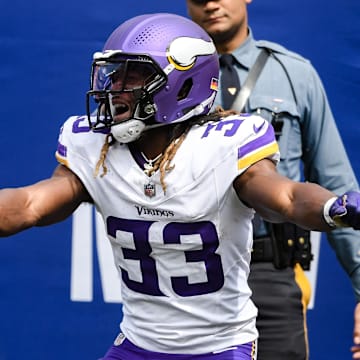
(56, 113, 279, 354)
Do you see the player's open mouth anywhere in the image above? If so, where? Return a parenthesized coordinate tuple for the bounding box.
(112, 103, 132, 122)
(113, 103, 129, 114)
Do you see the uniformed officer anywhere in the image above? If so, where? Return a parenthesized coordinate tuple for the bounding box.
(186, 0, 360, 359)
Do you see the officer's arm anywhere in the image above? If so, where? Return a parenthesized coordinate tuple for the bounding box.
(0, 164, 91, 237)
(301, 62, 360, 304)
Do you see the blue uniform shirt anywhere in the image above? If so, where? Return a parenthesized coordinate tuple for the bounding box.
(213, 28, 360, 301)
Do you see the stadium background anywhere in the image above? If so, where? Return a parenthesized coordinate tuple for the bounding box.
(0, 0, 359, 358)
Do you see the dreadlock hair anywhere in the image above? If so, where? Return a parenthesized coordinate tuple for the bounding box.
(94, 133, 116, 178)
(94, 106, 238, 193)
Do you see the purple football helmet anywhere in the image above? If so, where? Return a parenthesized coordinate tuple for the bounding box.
(86, 13, 219, 143)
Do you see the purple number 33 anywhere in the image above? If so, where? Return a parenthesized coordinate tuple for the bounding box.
(107, 217, 225, 297)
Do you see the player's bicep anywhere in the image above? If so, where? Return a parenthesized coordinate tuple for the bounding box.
(233, 158, 292, 222)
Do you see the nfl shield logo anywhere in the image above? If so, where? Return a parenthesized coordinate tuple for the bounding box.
(144, 182, 156, 197)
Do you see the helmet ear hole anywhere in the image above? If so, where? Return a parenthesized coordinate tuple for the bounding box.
(177, 78, 193, 101)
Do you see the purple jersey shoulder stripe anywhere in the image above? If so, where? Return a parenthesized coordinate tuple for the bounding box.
(237, 124, 279, 169)
(238, 141, 279, 170)
(55, 141, 69, 167)
(57, 142, 67, 157)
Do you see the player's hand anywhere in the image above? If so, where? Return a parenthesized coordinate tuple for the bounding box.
(325, 191, 360, 229)
(351, 302, 360, 358)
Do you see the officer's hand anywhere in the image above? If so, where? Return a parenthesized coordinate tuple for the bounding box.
(324, 191, 360, 229)
(351, 302, 360, 358)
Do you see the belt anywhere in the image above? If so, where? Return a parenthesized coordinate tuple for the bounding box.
(250, 223, 313, 270)
(251, 236, 273, 263)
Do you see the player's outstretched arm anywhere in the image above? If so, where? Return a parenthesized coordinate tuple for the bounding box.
(234, 158, 360, 231)
(0, 165, 91, 237)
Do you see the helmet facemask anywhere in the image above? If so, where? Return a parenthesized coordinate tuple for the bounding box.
(86, 51, 167, 142)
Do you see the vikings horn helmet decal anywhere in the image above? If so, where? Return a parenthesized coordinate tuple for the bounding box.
(166, 37, 217, 71)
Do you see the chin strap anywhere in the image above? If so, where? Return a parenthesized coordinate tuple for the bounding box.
(111, 119, 146, 143)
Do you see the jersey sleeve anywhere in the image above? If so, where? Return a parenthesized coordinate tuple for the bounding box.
(55, 115, 106, 169)
(54, 115, 109, 202)
(235, 114, 280, 173)
(203, 113, 280, 177)
(190, 114, 280, 198)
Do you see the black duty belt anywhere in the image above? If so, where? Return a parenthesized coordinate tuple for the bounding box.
(251, 236, 274, 263)
(251, 221, 313, 270)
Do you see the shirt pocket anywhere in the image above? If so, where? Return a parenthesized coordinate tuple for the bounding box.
(247, 95, 301, 163)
